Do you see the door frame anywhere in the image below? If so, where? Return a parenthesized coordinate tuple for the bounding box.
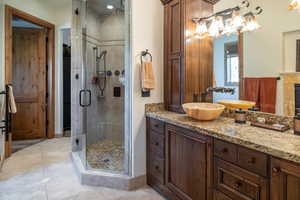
(5, 5, 56, 139)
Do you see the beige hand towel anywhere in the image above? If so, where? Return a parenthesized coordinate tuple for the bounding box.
(141, 62, 155, 90)
(8, 86, 17, 114)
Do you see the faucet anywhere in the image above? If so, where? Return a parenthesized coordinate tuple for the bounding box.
(194, 87, 235, 103)
(206, 87, 235, 95)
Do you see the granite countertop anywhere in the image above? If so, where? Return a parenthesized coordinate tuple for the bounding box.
(146, 111, 300, 165)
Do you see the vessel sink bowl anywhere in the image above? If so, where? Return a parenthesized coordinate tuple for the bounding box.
(218, 100, 256, 110)
(182, 103, 225, 121)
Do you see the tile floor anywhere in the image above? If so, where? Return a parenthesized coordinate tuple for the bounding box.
(87, 140, 124, 171)
(0, 138, 165, 200)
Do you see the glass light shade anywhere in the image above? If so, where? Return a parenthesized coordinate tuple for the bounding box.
(231, 10, 245, 30)
(241, 16, 261, 32)
(222, 19, 238, 35)
(215, 16, 225, 31)
(195, 22, 209, 39)
(289, 0, 300, 11)
(208, 17, 221, 37)
(196, 22, 208, 34)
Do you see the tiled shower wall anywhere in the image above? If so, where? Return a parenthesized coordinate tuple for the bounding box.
(86, 8, 125, 146)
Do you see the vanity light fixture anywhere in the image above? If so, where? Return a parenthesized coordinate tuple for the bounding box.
(193, 0, 263, 39)
(289, 0, 300, 11)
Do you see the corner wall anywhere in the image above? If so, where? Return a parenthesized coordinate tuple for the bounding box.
(131, 0, 164, 177)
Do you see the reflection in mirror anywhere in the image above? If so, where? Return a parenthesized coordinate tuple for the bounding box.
(210, 0, 300, 116)
(213, 35, 239, 103)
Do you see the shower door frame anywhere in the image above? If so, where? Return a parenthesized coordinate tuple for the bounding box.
(81, 0, 132, 176)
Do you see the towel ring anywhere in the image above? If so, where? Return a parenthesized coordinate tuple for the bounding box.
(141, 49, 152, 64)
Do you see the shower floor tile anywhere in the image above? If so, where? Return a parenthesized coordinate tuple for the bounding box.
(87, 140, 124, 172)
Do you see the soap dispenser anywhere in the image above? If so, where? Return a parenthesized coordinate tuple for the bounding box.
(235, 109, 246, 124)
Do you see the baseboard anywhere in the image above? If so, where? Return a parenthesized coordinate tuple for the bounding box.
(55, 133, 64, 138)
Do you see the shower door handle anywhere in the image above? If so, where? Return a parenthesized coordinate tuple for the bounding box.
(79, 89, 92, 107)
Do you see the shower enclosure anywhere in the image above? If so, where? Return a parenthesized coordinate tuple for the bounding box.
(72, 0, 130, 175)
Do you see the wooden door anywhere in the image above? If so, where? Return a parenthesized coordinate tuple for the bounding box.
(165, 124, 213, 200)
(271, 158, 300, 200)
(165, 0, 184, 113)
(12, 28, 47, 140)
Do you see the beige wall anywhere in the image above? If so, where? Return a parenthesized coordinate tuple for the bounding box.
(214, 0, 300, 114)
(131, 0, 164, 176)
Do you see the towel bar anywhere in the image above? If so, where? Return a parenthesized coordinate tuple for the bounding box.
(141, 49, 153, 97)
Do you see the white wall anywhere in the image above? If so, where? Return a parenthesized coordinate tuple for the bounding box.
(0, 0, 72, 135)
(131, 0, 164, 177)
(213, 35, 239, 103)
(214, 0, 300, 114)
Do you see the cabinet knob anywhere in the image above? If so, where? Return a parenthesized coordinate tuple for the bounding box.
(154, 124, 159, 128)
(155, 142, 159, 146)
(272, 167, 280, 173)
(233, 181, 242, 189)
(155, 165, 159, 170)
(222, 148, 228, 153)
(247, 157, 256, 164)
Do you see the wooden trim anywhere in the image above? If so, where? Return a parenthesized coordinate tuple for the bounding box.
(238, 34, 244, 100)
(296, 40, 300, 72)
(5, 5, 55, 139)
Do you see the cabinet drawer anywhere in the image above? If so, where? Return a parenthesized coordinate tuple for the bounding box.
(149, 156, 165, 184)
(149, 130, 165, 158)
(214, 158, 269, 200)
(150, 118, 165, 134)
(237, 146, 268, 177)
(214, 139, 237, 163)
(214, 190, 232, 200)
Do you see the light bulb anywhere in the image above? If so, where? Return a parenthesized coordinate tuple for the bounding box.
(231, 10, 245, 30)
(289, 0, 300, 11)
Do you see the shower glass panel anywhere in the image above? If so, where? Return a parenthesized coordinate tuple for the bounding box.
(82, 0, 127, 173)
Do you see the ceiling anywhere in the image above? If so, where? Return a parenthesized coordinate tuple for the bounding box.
(88, 0, 124, 15)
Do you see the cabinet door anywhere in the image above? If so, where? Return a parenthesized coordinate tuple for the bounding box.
(165, 124, 213, 200)
(164, 0, 184, 113)
(271, 158, 300, 200)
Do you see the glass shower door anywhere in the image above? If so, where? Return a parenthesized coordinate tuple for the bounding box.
(82, 0, 127, 173)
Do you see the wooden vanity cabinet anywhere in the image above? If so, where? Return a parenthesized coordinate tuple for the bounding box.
(146, 118, 213, 200)
(162, 0, 214, 113)
(165, 124, 213, 200)
(271, 158, 300, 200)
(147, 117, 300, 200)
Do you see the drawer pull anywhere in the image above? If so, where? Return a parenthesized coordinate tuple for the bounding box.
(154, 124, 159, 128)
(155, 142, 159, 146)
(272, 167, 280, 173)
(247, 157, 256, 164)
(233, 181, 242, 189)
(155, 165, 160, 170)
(222, 148, 228, 153)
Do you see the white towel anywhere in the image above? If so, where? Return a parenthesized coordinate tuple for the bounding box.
(8, 86, 17, 114)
